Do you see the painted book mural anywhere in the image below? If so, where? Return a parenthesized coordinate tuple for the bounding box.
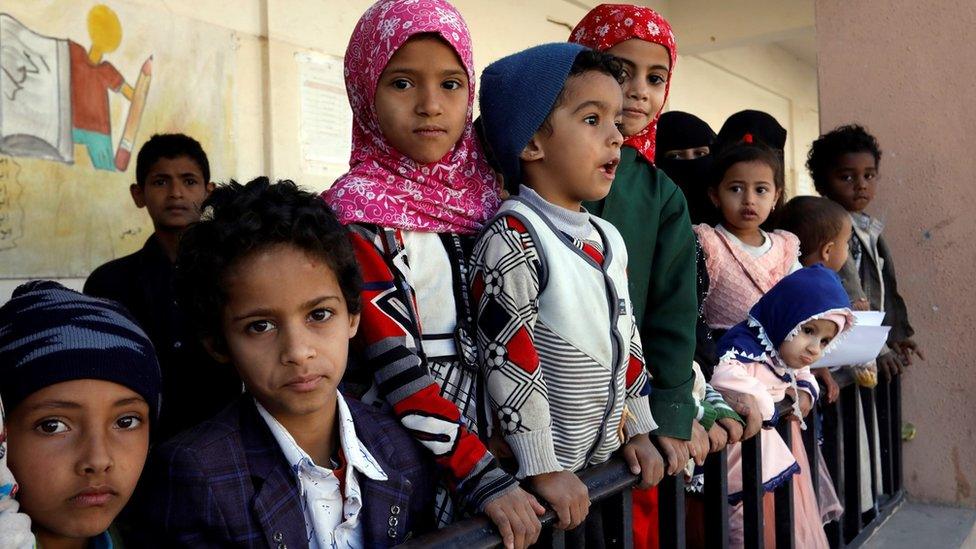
(0, 2, 236, 277)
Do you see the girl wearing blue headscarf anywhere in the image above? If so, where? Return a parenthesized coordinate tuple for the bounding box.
(711, 265, 853, 548)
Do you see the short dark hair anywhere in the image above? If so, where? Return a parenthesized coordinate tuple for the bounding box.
(777, 196, 849, 258)
(175, 178, 362, 344)
(806, 124, 882, 196)
(538, 50, 624, 137)
(136, 133, 211, 187)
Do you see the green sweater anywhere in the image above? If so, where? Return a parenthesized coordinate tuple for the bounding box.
(584, 147, 698, 439)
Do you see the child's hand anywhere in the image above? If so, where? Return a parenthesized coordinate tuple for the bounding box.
(815, 368, 840, 403)
(687, 420, 709, 466)
(877, 351, 905, 379)
(488, 430, 514, 459)
(785, 388, 813, 418)
(717, 389, 763, 440)
(718, 417, 744, 445)
(528, 470, 590, 530)
(621, 433, 665, 489)
(654, 435, 691, 476)
(892, 339, 925, 367)
(707, 422, 729, 453)
(483, 487, 545, 549)
(852, 298, 871, 311)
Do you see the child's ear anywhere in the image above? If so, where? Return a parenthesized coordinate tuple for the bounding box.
(130, 184, 146, 208)
(205, 181, 216, 194)
(348, 312, 361, 339)
(708, 187, 720, 208)
(821, 240, 835, 263)
(201, 336, 231, 364)
(519, 135, 545, 162)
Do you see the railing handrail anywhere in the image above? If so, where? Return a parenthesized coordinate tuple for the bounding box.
(398, 458, 640, 548)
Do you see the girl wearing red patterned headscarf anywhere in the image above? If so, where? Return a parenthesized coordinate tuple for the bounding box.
(571, 6, 744, 548)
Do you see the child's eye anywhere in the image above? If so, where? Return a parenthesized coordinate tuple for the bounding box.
(247, 320, 276, 334)
(184, 178, 199, 186)
(151, 179, 167, 187)
(442, 79, 463, 91)
(309, 308, 334, 323)
(756, 186, 769, 194)
(620, 68, 631, 80)
(864, 173, 876, 181)
(820, 337, 833, 347)
(391, 78, 413, 90)
(36, 419, 69, 435)
(583, 114, 599, 126)
(802, 326, 815, 335)
(115, 415, 144, 430)
(648, 74, 667, 85)
(729, 184, 743, 193)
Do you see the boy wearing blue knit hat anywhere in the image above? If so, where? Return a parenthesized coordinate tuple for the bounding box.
(473, 43, 665, 534)
(0, 281, 162, 549)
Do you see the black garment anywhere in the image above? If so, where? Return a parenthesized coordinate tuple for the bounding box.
(693, 236, 718, 380)
(656, 112, 719, 226)
(712, 109, 787, 153)
(84, 235, 241, 441)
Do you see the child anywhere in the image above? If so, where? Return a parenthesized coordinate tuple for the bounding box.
(321, 1, 541, 543)
(711, 265, 854, 549)
(807, 124, 922, 377)
(476, 42, 664, 536)
(695, 142, 802, 335)
(0, 281, 162, 548)
(138, 178, 437, 546)
(85, 133, 241, 441)
(0, 398, 34, 549)
(570, 0, 698, 481)
(656, 110, 719, 226)
(777, 195, 853, 403)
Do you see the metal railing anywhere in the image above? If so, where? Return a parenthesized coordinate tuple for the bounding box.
(402, 373, 904, 548)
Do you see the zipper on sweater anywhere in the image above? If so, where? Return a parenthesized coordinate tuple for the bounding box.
(584, 258, 625, 464)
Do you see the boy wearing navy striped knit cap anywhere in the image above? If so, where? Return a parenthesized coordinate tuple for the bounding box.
(0, 281, 161, 549)
(473, 43, 664, 533)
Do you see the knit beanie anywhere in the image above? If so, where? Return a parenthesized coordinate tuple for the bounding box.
(479, 42, 587, 185)
(0, 281, 161, 420)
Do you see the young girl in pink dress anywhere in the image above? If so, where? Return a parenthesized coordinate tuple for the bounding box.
(711, 264, 854, 548)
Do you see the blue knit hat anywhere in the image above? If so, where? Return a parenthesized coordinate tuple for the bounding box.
(479, 42, 588, 185)
(0, 281, 162, 420)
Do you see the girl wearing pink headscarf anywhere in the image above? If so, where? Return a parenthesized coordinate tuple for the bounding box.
(323, 1, 542, 546)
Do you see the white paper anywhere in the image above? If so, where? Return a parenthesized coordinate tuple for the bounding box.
(852, 311, 886, 326)
(812, 325, 891, 368)
(296, 51, 351, 175)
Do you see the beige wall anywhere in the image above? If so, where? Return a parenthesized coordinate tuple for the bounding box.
(816, 0, 976, 507)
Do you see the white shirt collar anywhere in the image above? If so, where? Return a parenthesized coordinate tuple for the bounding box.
(254, 393, 387, 482)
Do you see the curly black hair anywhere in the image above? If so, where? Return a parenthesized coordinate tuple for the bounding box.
(136, 133, 210, 187)
(777, 195, 849, 259)
(174, 178, 362, 344)
(538, 50, 625, 137)
(806, 124, 882, 196)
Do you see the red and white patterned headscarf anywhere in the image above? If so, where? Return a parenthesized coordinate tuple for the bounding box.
(323, 0, 500, 234)
(570, 4, 677, 165)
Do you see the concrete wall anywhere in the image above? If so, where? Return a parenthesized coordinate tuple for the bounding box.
(816, 0, 976, 507)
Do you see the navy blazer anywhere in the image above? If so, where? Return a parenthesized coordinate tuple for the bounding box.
(135, 394, 436, 548)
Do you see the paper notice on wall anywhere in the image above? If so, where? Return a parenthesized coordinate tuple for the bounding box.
(296, 51, 351, 175)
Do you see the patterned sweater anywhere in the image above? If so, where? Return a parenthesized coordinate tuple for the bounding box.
(345, 223, 517, 515)
(471, 188, 655, 478)
(695, 224, 801, 330)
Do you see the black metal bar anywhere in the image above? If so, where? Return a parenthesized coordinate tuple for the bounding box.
(774, 422, 796, 549)
(601, 491, 632, 548)
(804, 406, 820, 504)
(821, 392, 845, 549)
(875, 375, 895, 496)
(841, 384, 863, 542)
(741, 435, 764, 549)
(860, 386, 879, 522)
(892, 375, 904, 493)
(703, 449, 729, 549)
(658, 472, 686, 548)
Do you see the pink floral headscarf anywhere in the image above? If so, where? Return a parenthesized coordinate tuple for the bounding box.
(570, 4, 677, 165)
(323, 0, 500, 235)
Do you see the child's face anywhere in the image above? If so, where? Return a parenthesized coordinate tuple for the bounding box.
(523, 71, 624, 208)
(778, 319, 840, 368)
(604, 39, 670, 137)
(374, 36, 469, 165)
(215, 244, 360, 424)
(709, 160, 780, 232)
(824, 152, 878, 213)
(131, 155, 213, 232)
(823, 216, 853, 271)
(5, 380, 149, 542)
